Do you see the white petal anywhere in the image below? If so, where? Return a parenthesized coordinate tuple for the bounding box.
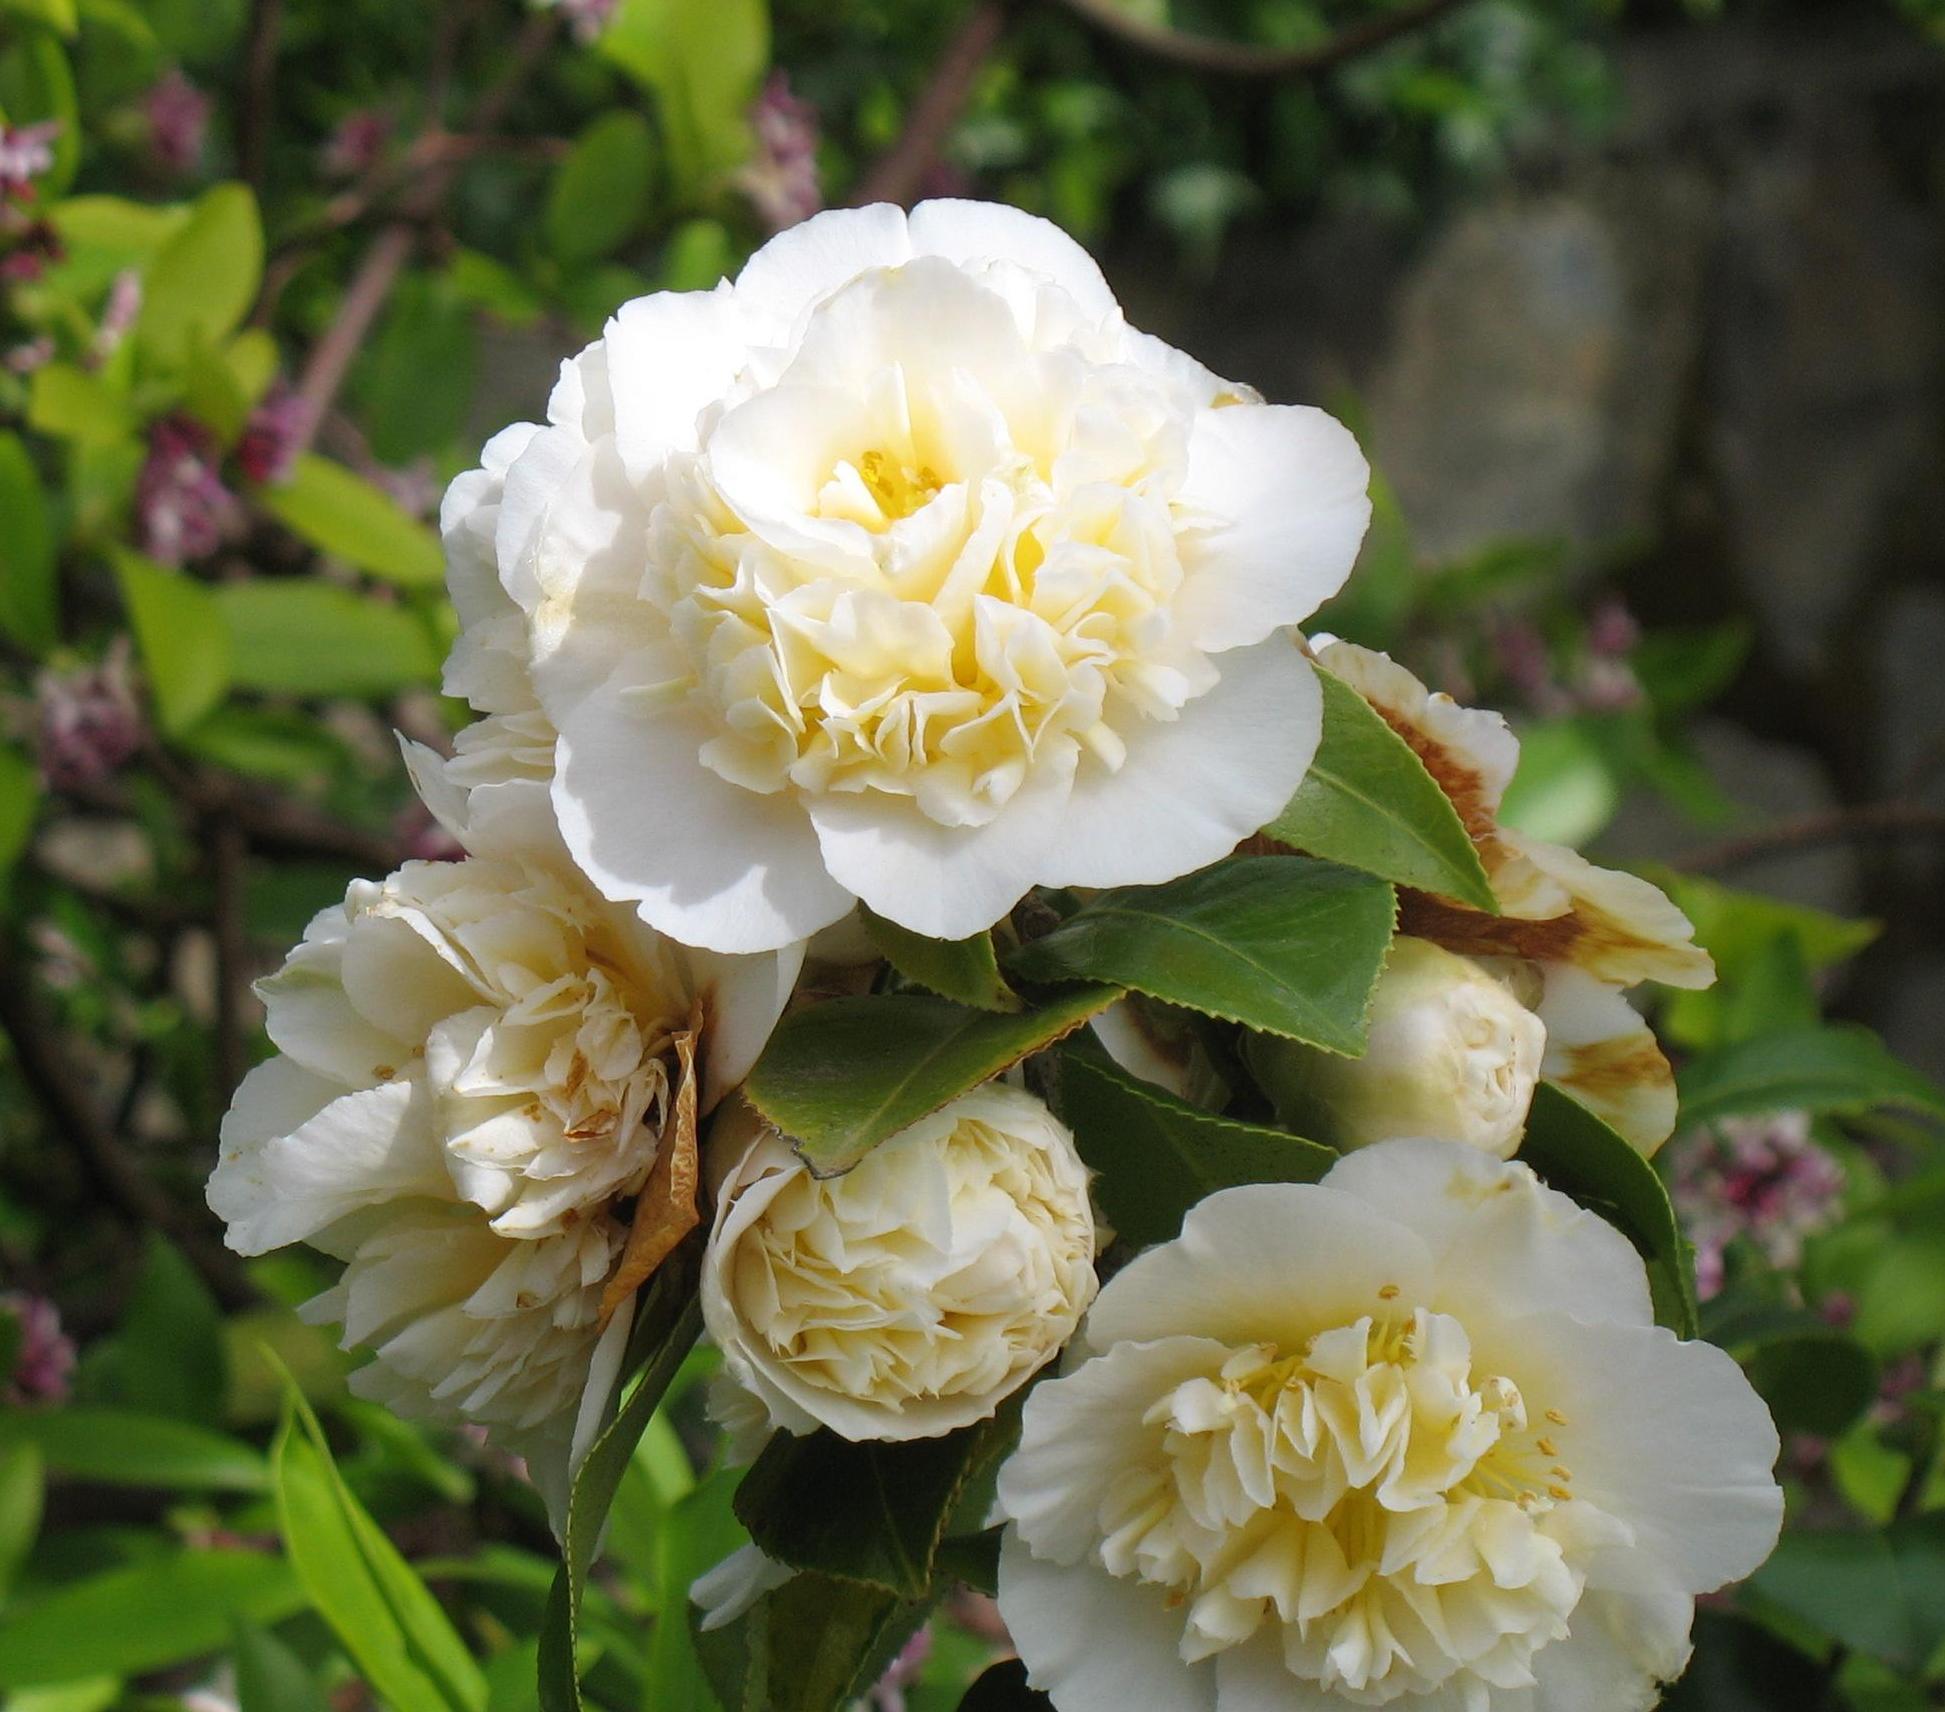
(1039, 639, 1321, 891)
(550, 660, 854, 955)
(804, 766, 1071, 941)
(908, 198, 1119, 323)
(686, 939, 807, 1109)
(732, 203, 913, 330)
(1532, 1587, 1694, 1712)
(208, 1070, 449, 1256)
(998, 1532, 1216, 1712)
(494, 422, 588, 615)
(1212, 1637, 1454, 1712)
(603, 284, 749, 478)
(692, 1544, 794, 1632)
(1174, 405, 1370, 651)
(1322, 1139, 1654, 1331)
(1536, 966, 1678, 1156)
(1488, 1315, 1782, 1598)
(256, 936, 411, 1090)
(1082, 1183, 1433, 1355)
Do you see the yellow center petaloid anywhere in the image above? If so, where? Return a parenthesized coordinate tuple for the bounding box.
(1094, 1299, 1617, 1705)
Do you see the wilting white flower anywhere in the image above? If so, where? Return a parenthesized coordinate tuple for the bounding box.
(702, 1085, 1099, 1441)
(207, 850, 799, 1494)
(995, 1142, 1782, 1712)
(1316, 641, 1708, 1153)
(1246, 936, 1545, 1158)
(446, 199, 1370, 952)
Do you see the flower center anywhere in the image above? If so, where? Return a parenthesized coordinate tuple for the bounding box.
(1096, 1304, 1619, 1705)
(856, 447, 944, 523)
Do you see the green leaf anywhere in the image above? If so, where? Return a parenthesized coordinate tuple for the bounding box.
(0, 1443, 43, 1604)
(0, 745, 40, 880)
(257, 454, 444, 587)
(736, 1405, 1019, 1601)
(1751, 1515, 1945, 1673)
(642, 1468, 745, 1709)
(0, 32, 78, 196)
(180, 706, 354, 785)
(135, 183, 262, 363)
(1, 0, 79, 38)
(0, 1550, 304, 1689)
(1517, 1082, 1699, 1337)
(273, 1386, 487, 1712)
(0, 1409, 266, 1492)
(212, 580, 440, 698)
(695, 1570, 929, 1712)
(538, 1272, 704, 1712)
(862, 909, 1019, 1012)
(46, 193, 187, 297)
(25, 363, 136, 445)
(353, 275, 479, 464)
(1744, 1332, 1879, 1439)
(1677, 1025, 1945, 1129)
(1265, 665, 1496, 911)
(1055, 1041, 1335, 1250)
(1497, 716, 1621, 847)
(546, 111, 656, 266)
(745, 986, 1120, 1176)
(1006, 857, 1395, 1055)
(99, 1231, 229, 1425)
(110, 548, 231, 735)
(1660, 1611, 1823, 1712)
(658, 217, 735, 290)
(601, 0, 766, 197)
(0, 433, 57, 652)
(233, 1620, 332, 1712)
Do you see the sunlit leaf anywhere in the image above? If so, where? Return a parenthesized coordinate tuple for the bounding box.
(0, 1409, 265, 1492)
(213, 580, 440, 698)
(135, 182, 262, 363)
(546, 111, 656, 266)
(110, 547, 231, 735)
(256, 454, 444, 587)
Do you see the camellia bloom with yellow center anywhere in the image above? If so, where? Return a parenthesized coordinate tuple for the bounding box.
(701, 1085, 1099, 1442)
(447, 199, 1371, 952)
(995, 1141, 1781, 1712)
(1314, 641, 1713, 1154)
(206, 844, 799, 1503)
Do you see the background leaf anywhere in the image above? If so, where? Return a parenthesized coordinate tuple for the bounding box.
(547, 111, 656, 265)
(0, 1409, 266, 1492)
(1677, 1025, 1945, 1128)
(135, 182, 262, 363)
(111, 548, 231, 734)
(213, 580, 440, 698)
(257, 455, 445, 587)
(0, 432, 57, 653)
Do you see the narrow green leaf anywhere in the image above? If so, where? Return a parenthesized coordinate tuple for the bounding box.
(233, 1619, 331, 1712)
(745, 986, 1120, 1176)
(1517, 1083, 1698, 1338)
(273, 1387, 487, 1712)
(0, 1550, 303, 1689)
(213, 580, 439, 698)
(735, 1405, 1020, 1601)
(546, 111, 656, 265)
(257, 454, 445, 587)
(862, 909, 1019, 1012)
(0, 745, 40, 880)
(135, 183, 262, 362)
(1266, 666, 1496, 911)
(1055, 1041, 1335, 1250)
(0, 432, 57, 652)
(538, 1270, 704, 1712)
(1006, 857, 1395, 1055)
(1677, 1024, 1945, 1129)
(0, 1443, 43, 1604)
(110, 548, 231, 735)
(0, 1409, 265, 1492)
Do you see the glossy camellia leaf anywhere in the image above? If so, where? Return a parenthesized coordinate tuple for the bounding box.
(862, 908, 1020, 1013)
(538, 1272, 702, 1712)
(273, 1385, 486, 1712)
(111, 548, 231, 735)
(0, 1408, 266, 1492)
(745, 986, 1119, 1175)
(257, 454, 445, 588)
(213, 580, 440, 699)
(694, 1567, 929, 1712)
(1264, 665, 1498, 911)
(1056, 1041, 1335, 1250)
(135, 182, 262, 363)
(734, 1404, 1020, 1602)
(1677, 1024, 1945, 1129)
(1005, 857, 1395, 1055)
(0, 1549, 305, 1689)
(1517, 1082, 1699, 1338)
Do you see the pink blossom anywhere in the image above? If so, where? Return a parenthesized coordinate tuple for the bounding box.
(37, 640, 145, 790)
(0, 216, 61, 283)
(135, 416, 241, 564)
(1586, 598, 1641, 660)
(1490, 619, 1571, 717)
(145, 69, 211, 176)
(320, 108, 393, 179)
(5, 335, 53, 374)
(867, 1627, 932, 1712)
(236, 384, 311, 486)
(92, 269, 144, 362)
(1671, 1111, 1844, 1300)
(0, 121, 59, 197)
(2, 1292, 76, 1407)
(738, 73, 821, 233)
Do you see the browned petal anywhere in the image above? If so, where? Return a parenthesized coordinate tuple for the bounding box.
(599, 1007, 702, 1324)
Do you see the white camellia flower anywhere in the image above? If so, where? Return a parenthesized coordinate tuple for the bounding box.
(444, 199, 1371, 952)
(995, 1141, 1782, 1712)
(702, 1084, 1099, 1441)
(206, 849, 799, 1500)
(1245, 937, 1546, 1158)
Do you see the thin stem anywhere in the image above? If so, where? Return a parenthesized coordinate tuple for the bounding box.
(850, 0, 1011, 209)
(239, 0, 284, 190)
(1673, 802, 1945, 875)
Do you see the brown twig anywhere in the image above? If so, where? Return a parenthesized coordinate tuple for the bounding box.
(239, 0, 283, 190)
(0, 934, 258, 1311)
(1054, 0, 1471, 77)
(1673, 802, 1945, 875)
(851, 0, 1012, 208)
(210, 814, 251, 1101)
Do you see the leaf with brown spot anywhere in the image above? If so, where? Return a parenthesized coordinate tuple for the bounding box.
(600, 1015, 701, 1323)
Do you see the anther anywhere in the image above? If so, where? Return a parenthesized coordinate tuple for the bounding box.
(1536, 1437, 1558, 1457)
(1546, 1409, 1569, 1426)
(1547, 1483, 1573, 1502)
(1378, 1284, 1401, 1301)
(1551, 1465, 1573, 1481)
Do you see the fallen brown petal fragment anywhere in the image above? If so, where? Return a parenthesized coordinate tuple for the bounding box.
(599, 1010, 702, 1323)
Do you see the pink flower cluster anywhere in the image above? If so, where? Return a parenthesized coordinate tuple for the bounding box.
(1671, 1110, 1845, 1299)
(135, 416, 243, 564)
(144, 69, 210, 177)
(1492, 597, 1644, 718)
(0, 121, 63, 286)
(738, 73, 822, 233)
(36, 639, 144, 789)
(2, 1292, 75, 1408)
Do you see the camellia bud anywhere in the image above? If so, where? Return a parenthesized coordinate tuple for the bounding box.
(1245, 935, 1545, 1158)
